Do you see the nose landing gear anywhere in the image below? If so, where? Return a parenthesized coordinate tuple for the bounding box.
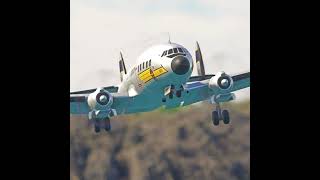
(211, 103, 230, 126)
(163, 85, 185, 102)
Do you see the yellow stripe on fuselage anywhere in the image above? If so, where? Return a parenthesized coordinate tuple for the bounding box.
(138, 66, 168, 83)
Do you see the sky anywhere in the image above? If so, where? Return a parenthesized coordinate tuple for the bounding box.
(70, 0, 250, 100)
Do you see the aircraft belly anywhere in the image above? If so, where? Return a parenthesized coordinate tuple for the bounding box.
(112, 92, 162, 115)
(182, 82, 212, 106)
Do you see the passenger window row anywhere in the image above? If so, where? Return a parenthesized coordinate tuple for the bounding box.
(161, 48, 184, 57)
(137, 59, 152, 72)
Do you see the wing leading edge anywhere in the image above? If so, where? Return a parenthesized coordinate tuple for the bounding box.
(70, 94, 90, 115)
(183, 72, 250, 106)
(70, 92, 145, 116)
(70, 86, 119, 115)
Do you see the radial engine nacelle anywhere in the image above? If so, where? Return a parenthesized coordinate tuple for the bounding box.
(87, 87, 113, 111)
(209, 71, 233, 94)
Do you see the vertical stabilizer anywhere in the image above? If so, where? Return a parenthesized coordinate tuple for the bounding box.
(119, 52, 127, 82)
(195, 41, 206, 79)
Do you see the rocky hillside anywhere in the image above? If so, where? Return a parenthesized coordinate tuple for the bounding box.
(70, 101, 250, 180)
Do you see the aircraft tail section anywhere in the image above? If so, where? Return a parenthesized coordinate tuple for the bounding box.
(119, 52, 127, 82)
(195, 41, 206, 80)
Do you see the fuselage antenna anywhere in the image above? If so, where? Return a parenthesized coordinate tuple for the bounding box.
(168, 32, 171, 44)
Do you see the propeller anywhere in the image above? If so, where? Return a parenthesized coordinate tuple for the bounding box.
(195, 41, 206, 80)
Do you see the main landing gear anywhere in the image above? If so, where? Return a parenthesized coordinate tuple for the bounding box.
(94, 118, 111, 133)
(212, 103, 230, 126)
(89, 111, 111, 133)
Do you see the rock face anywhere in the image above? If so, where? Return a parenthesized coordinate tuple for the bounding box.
(70, 101, 250, 180)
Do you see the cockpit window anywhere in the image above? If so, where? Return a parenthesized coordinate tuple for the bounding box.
(161, 48, 186, 58)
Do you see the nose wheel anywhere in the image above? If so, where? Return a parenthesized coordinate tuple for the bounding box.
(212, 103, 230, 126)
(164, 85, 185, 101)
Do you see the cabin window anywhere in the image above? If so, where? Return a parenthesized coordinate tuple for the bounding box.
(139, 64, 142, 71)
(173, 48, 178, 53)
(145, 61, 148, 68)
(178, 48, 183, 53)
(161, 50, 167, 57)
(168, 49, 173, 55)
(149, 59, 151, 66)
(143, 62, 145, 69)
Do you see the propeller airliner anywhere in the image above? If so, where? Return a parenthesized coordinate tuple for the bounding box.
(70, 41, 250, 133)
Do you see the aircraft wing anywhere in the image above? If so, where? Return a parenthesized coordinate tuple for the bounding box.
(187, 74, 214, 82)
(70, 90, 159, 116)
(229, 72, 250, 92)
(70, 88, 136, 115)
(70, 72, 250, 115)
(70, 86, 119, 115)
(70, 94, 90, 115)
(182, 72, 250, 106)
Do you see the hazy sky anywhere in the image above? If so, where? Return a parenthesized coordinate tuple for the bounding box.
(70, 0, 250, 100)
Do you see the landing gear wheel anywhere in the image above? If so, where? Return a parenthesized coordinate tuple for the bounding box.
(104, 118, 111, 131)
(212, 111, 220, 126)
(94, 123, 100, 133)
(222, 110, 230, 124)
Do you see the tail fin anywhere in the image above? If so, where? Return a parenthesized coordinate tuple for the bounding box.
(195, 41, 206, 79)
(119, 52, 127, 82)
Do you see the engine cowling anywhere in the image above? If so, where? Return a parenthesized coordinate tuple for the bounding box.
(209, 71, 233, 94)
(87, 87, 113, 110)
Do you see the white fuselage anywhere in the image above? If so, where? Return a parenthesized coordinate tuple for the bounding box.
(117, 43, 194, 112)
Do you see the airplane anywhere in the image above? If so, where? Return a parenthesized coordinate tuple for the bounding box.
(70, 41, 250, 133)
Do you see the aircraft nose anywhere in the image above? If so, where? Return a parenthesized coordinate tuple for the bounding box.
(171, 56, 190, 75)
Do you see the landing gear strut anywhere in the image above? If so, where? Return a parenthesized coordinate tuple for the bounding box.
(212, 103, 230, 126)
(89, 111, 112, 133)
